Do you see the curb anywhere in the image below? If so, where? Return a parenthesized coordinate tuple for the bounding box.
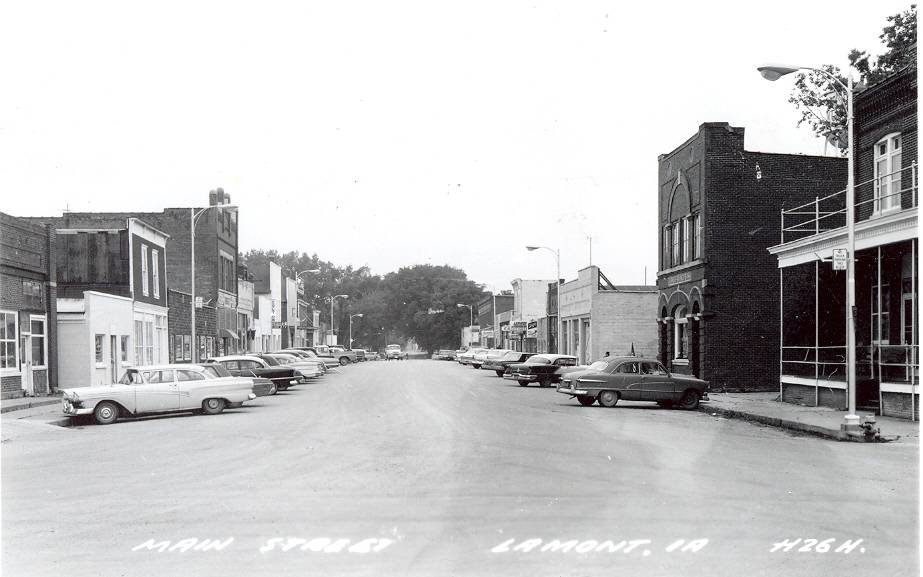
(1, 398, 61, 414)
(697, 403, 884, 442)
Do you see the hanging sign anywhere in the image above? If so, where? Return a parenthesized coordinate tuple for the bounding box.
(832, 249, 848, 271)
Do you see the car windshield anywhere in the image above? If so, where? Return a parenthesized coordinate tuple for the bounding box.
(587, 361, 609, 371)
(529, 357, 551, 365)
(502, 351, 522, 360)
(260, 355, 280, 366)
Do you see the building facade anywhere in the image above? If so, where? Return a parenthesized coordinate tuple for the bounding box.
(559, 266, 658, 364)
(657, 122, 847, 391)
(477, 293, 513, 348)
(508, 278, 555, 352)
(252, 261, 283, 352)
(52, 218, 170, 383)
(0, 213, 57, 398)
(768, 66, 918, 418)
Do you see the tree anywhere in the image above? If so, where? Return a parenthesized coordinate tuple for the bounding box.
(787, 5, 916, 151)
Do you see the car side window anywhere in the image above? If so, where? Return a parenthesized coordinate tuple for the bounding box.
(201, 366, 222, 379)
(617, 362, 639, 374)
(120, 371, 144, 384)
(176, 370, 206, 381)
(642, 362, 668, 376)
(145, 370, 174, 383)
(222, 360, 239, 371)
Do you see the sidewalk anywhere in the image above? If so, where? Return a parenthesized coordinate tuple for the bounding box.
(1, 394, 61, 414)
(700, 392, 919, 443)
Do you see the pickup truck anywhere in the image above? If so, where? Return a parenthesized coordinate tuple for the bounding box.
(327, 346, 358, 365)
(385, 344, 407, 360)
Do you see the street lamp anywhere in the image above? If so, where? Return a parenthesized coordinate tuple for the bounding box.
(329, 294, 349, 346)
(758, 63, 859, 435)
(349, 313, 364, 348)
(456, 303, 473, 348)
(526, 246, 562, 354)
(190, 202, 237, 363)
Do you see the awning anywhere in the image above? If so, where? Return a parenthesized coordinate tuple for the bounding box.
(219, 328, 239, 340)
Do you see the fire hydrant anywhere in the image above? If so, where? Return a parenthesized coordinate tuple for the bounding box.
(860, 415, 880, 441)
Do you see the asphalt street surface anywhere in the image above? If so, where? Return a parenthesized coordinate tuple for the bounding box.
(2, 360, 918, 577)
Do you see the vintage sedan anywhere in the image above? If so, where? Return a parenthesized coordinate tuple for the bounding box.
(503, 354, 578, 387)
(275, 349, 328, 374)
(457, 347, 486, 365)
(483, 350, 537, 377)
(290, 347, 341, 369)
(556, 356, 709, 409)
(61, 364, 258, 425)
(261, 353, 323, 378)
(206, 354, 308, 392)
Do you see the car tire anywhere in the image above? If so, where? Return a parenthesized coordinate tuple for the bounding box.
(598, 390, 619, 408)
(517, 380, 530, 387)
(269, 383, 278, 396)
(339, 356, 350, 365)
(677, 390, 700, 410)
(93, 401, 120, 425)
(495, 370, 504, 377)
(277, 383, 289, 391)
(539, 377, 552, 388)
(202, 398, 226, 415)
(472, 364, 481, 369)
(577, 395, 596, 406)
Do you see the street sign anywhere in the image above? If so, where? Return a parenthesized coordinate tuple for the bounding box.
(832, 249, 848, 270)
(195, 296, 203, 309)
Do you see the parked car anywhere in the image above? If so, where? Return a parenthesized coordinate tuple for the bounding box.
(557, 356, 709, 409)
(275, 349, 327, 374)
(483, 350, 537, 377)
(475, 349, 512, 370)
(385, 344, 408, 360)
(457, 347, 486, 365)
(435, 349, 457, 361)
(472, 348, 502, 369)
(262, 353, 323, 378)
(205, 355, 307, 392)
(61, 364, 257, 425)
(291, 347, 341, 369)
(365, 350, 380, 361)
(351, 348, 368, 361)
(328, 346, 358, 365)
(503, 354, 578, 387)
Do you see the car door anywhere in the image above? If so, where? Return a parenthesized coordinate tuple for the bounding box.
(175, 369, 209, 409)
(136, 369, 180, 412)
(610, 361, 644, 400)
(640, 361, 674, 401)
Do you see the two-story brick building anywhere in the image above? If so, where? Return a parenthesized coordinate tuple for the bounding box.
(53, 218, 169, 387)
(559, 266, 658, 364)
(657, 122, 847, 391)
(29, 190, 240, 363)
(768, 65, 918, 418)
(0, 213, 57, 398)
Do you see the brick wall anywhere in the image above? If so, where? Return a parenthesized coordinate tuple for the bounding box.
(591, 291, 659, 359)
(657, 123, 848, 392)
(881, 391, 920, 420)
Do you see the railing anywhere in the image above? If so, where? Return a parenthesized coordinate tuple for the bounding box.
(780, 163, 917, 244)
(782, 344, 919, 385)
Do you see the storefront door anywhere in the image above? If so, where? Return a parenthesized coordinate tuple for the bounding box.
(20, 334, 33, 395)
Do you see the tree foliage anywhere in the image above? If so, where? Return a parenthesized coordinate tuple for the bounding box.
(788, 5, 916, 152)
(240, 250, 485, 352)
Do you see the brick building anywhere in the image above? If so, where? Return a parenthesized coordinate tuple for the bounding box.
(53, 218, 169, 387)
(656, 122, 847, 391)
(769, 66, 918, 418)
(0, 213, 57, 398)
(28, 191, 239, 362)
(559, 266, 658, 364)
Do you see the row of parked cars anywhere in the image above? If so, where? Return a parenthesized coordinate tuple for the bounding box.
(60, 346, 374, 425)
(449, 347, 709, 410)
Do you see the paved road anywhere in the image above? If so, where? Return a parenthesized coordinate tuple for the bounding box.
(2, 360, 918, 577)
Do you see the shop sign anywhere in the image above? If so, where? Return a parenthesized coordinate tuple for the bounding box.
(666, 271, 692, 287)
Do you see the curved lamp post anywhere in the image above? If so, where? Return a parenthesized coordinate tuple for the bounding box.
(329, 294, 349, 346)
(526, 246, 562, 354)
(758, 63, 859, 434)
(190, 202, 237, 363)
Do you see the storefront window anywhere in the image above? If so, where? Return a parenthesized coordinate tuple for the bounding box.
(30, 317, 46, 367)
(1, 311, 19, 371)
(674, 306, 688, 360)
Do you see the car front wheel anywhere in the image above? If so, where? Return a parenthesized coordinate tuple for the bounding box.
(517, 380, 530, 387)
(677, 390, 700, 410)
(577, 395, 596, 406)
(598, 390, 619, 408)
(202, 398, 226, 415)
(93, 401, 120, 425)
(495, 370, 504, 377)
(339, 356, 350, 365)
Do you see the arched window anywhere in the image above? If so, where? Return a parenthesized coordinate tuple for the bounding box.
(673, 305, 688, 360)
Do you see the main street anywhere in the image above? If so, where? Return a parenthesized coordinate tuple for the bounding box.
(2, 360, 918, 577)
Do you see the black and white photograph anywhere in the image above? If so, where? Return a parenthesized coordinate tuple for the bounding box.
(0, 1, 918, 576)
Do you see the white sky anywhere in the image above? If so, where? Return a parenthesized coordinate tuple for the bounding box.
(0, 1, 912, 291)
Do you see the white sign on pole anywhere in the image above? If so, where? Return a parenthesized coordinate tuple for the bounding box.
(195, 296, 204, 309)
(832, 249, 848, 271)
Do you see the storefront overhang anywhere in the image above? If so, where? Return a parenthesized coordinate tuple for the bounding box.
(219, 328, 239, 340)
(768, 208, 917, 268)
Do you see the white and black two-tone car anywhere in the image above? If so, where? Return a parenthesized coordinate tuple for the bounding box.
(502, 354, 578, 387)
(206, 354, 315, 393)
